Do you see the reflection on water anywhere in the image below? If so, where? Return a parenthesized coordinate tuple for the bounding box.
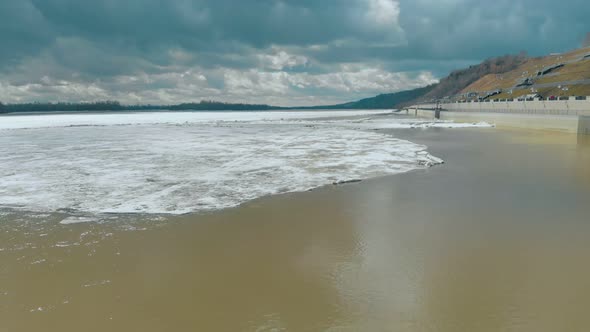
(1, 129, 590, 331)
(501, 129, 590, 186)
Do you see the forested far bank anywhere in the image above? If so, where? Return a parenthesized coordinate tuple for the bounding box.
(0, 100, 285, 113)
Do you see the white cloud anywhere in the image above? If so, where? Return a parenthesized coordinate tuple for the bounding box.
(224, 69, 291, 95)
(258, 49, 309, 70)
(289, 68, 437, 93)
(221, 66, 437, 105)
(366, 0, 401, 26)
(0, 65, 437, 106)
(0, 81, 109, 103)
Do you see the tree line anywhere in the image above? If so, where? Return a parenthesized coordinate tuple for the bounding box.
(169, 100, 277, 111)
(0, 101, 127, 113)
(0, 100, 284, 113)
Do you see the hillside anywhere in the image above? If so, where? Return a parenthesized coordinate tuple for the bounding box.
(299, 85, 435, 110)
(459, 46, 590, 100)
(332, 53, 529, 109)
(348, 46, 590, 108)
(342, 85, 436, 109)
(417, 54, 528, 102)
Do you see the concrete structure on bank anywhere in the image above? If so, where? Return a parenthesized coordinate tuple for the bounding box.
(414, 96, 590, 116)
(407, 97, 590, 134)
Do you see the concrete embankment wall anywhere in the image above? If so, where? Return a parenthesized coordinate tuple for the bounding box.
(414, 97, 590, 116)
(408, 98, 590, 134)
(579, 116, 590, 135)
(410, 109, 590, 134)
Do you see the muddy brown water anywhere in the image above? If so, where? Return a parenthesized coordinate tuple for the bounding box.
(1, 128, 590, 331)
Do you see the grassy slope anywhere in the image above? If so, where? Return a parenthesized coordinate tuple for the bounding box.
(419, 55, 527, 101)
(461, 47, 590, 99)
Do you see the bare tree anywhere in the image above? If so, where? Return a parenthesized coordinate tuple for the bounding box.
(583, 32, 590, 48)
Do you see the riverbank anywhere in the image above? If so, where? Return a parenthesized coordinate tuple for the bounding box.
(2, 127, 590, 331)
(410, 108, 590, 135)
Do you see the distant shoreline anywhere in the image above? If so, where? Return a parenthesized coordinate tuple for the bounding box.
(0, 108, 396, 117)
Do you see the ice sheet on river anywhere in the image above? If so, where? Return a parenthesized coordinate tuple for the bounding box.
(0, 111, 489, 217)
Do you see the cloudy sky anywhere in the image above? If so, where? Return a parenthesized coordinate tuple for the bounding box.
(1, 0, 589, 106)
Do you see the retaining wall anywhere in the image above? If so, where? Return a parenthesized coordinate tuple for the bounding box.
(413, 97, 590, 116)
(579, 116, 590, 135)
(407, 97, 590, 134)
(410, 109, 590, 134)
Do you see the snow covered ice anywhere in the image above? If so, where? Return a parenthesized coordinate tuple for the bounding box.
(0, 111, 490, 219)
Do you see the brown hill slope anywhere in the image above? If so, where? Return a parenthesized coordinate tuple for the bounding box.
(461, 47, 590, 100)
(414, 53, 528, 103)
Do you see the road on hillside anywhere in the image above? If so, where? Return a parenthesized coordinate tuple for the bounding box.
(512, 79, 590, 92)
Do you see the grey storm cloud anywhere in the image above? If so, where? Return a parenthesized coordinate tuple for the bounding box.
(0, 0, 588, 105)
(396, 0, 590, 60)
